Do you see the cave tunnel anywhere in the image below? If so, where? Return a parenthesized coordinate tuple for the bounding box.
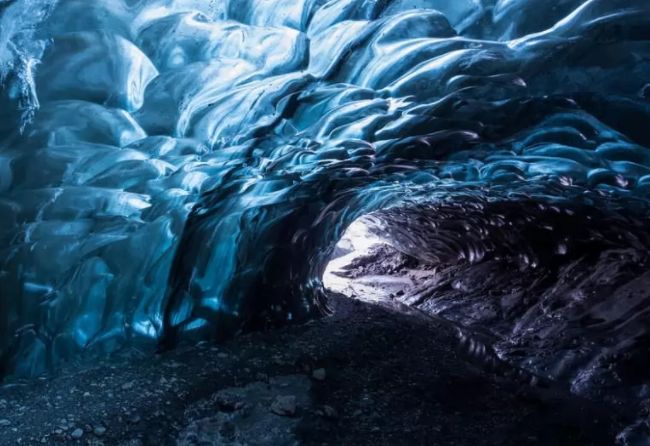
(1, 0, 650, 444)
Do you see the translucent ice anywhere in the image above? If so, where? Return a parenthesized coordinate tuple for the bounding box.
(0, 6, 649, 430)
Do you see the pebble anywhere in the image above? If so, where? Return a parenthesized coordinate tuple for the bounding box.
(270, 395, 296, 416)
(312, 368, 327, 381)
(317, 405, 338, 419)
(0, 419, 10, 427)
(128, 413, 141, 424)
(93, 426, 106, 436)
(70, 428, 83, 439)
(215, 393, 245, 412)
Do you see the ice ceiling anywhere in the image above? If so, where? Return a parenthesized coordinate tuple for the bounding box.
(0, 0, 650, 391)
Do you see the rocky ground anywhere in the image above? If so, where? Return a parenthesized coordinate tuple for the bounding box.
(0, 294, 631, 445)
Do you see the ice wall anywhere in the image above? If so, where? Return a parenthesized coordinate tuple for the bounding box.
(0, 0, 649, 381)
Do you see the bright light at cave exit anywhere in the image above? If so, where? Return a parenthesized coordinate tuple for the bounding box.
(323, 217, 393, 300)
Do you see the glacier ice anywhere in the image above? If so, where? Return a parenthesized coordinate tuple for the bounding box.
(0, 0, 649, 419)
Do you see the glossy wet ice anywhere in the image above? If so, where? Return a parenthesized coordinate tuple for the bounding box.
(1, 0, 650, 440)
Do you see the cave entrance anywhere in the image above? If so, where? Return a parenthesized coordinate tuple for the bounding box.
(323, 214, 428, 303)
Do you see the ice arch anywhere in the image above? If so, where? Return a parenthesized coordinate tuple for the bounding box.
(0, 0, 649, 381)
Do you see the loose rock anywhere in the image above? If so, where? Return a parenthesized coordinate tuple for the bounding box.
(270, 395, 296, 416)
(312, 368, 327, 381)
(317, 405, 338, 419)
(71, 428, 83, 439)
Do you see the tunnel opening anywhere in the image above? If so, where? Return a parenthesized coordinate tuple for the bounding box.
(321, 196, 650, 408)
(323, 213, 433, 304)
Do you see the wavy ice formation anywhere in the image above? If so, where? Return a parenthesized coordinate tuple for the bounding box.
(1, 6, 650, 435)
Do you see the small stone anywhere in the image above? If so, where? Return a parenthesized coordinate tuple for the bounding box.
(0, 419, 10, 427)
(318, 405, 338, 419)
(71, 428, 84, 439)
(93, 426, 106, 436)
(215, 393, 243, 412)
(121, 382, 134, 390)
(270, 395, 296, 416)
(128, 413, 141, 424)
(312, 368, 327, 381)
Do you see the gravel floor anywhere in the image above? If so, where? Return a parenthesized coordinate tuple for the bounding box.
(0, 294, 629, 445)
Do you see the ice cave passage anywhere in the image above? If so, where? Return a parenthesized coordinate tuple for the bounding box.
(1, 0, 650, 440)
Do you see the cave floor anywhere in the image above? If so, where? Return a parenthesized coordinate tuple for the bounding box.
(0, 294, 629, 446)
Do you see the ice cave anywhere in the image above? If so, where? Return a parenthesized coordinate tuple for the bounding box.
(1, 0, 650, 444)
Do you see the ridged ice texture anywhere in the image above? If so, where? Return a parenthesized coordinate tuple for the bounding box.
(0, 0, 650, 394)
